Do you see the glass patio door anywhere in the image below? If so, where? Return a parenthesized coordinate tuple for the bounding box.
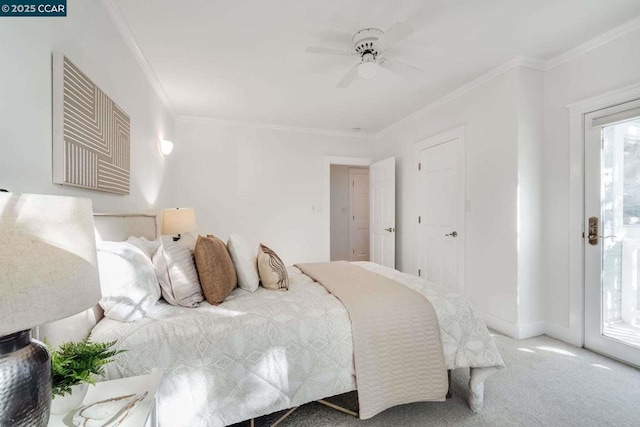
(584, 99, 640, 367)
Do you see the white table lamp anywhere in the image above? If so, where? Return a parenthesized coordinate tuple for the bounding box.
(162, 208, 196, 241)
(0, 193, 102, 427)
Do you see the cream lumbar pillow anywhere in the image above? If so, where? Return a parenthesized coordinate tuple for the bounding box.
(194, 235, 238, 305)
(257, 244, 289, 291)
(96, 241, 161, 321)
(227, 234, 260, 292)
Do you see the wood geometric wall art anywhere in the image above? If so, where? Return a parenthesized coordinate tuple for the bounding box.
(52, 53, 130, 194)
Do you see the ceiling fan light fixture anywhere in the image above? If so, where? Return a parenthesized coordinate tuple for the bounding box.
(358, 61, 380, 79)
(306, 23, 419, 87)
(358, 53, 380, 79)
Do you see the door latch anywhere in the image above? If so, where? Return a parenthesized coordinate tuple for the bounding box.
(588, 217, 598, 245)
(587, 216, 616, 245)
(445, 231, 458, 237)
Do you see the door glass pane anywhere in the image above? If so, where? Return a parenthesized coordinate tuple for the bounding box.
(601, 118, 640, 348)
(624, 120, 640, 225)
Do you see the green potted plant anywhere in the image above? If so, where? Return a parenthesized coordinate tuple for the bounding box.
(47, 338, 124, 415)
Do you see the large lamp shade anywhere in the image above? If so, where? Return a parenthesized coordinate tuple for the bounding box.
(162, 207, 197, 236)
(0, 193, 101, 427)
(0, 193, 101, 335)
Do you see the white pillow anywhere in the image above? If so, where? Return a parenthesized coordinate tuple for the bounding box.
(227, 234, 260, 292)
(96, 241, 161, 322)
(159, 236, 204, 307)
(127, 237, 203, 307)
(126, 236, 177, 306)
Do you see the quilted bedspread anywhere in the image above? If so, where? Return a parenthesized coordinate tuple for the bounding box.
(90, 262, 504, 427)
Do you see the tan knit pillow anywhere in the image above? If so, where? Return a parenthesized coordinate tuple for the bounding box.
(194, 235, 237, 305)
(257, 244, 289, 291)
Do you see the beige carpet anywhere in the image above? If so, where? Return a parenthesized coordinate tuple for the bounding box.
(243, 333, 640, 427)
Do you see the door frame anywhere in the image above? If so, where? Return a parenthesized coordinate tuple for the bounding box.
(324, 156, 375, 261)
(566, 81, 640, 347)
(583, 99, 640, 366)
(414, 125, 466, 294)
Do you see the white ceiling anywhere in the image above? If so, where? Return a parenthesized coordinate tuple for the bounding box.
(112, 0, 640, 134)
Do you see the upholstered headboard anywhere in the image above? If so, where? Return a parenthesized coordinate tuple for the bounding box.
(38, 213, 157, 347)
(93, 213, 157, 242)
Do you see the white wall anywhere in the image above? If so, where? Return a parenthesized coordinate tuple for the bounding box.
(516, 67, 545, 334)
(375, 68, 524, 335)
(330, 165, 351, 261)
(0, 0, 173, 213)
(165, 119, 374, 265)
(543, 28, 640, 340)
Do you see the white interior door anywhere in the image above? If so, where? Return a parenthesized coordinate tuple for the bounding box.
(370, 157, 395, 268)
(416, 128, 465, 295)
(584, 99, 640, 367)
(349, 168, 370, 261)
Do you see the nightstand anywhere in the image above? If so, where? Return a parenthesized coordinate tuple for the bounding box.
(48, 371, 162, 427)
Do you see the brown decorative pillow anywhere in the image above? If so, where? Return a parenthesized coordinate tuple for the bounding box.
(257, 244, 289, 291)
(194, 235, 237, 305)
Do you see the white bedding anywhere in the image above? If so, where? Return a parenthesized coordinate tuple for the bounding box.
(90, 262, 504, 427)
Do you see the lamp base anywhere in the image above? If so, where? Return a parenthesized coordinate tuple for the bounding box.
(0, 330, 52, 427)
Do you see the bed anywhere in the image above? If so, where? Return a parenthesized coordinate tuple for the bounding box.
(43, 214, 504, 427)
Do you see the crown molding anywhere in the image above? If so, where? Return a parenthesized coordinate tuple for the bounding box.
(546, 16, 640, 70)
(376, 56, 545, 137)
(101, 0, 175, 116)
(175, 115, 376, 139)
(518, 56, 548, 71)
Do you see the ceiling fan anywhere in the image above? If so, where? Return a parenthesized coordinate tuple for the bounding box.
(305, 22, 422, 88)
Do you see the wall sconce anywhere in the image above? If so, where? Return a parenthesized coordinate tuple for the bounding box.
(159, 138, 174, 155)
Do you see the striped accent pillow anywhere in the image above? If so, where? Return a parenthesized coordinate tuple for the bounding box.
(257, 244, 289, 291)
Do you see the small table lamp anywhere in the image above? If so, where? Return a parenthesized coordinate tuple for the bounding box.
(0, 193, 102, 427)
(162, 207, 197, 241)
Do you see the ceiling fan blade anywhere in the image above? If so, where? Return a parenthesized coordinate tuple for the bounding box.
(380, 58, 423, 78)
(377, 22, 414, 51)
(305, 46, 354, 56)
(337, 65, 359, 88)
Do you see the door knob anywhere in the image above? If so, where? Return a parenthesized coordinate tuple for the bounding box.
(445, 231, 457, 237)
(385, 227, 395, 232)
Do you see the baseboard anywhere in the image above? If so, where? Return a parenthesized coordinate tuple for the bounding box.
(544, 321, 583, 347)
(480, 313, 548, 340)
(480, 313, 584, 345)
(516, 321, 547, 339)
(479, 312, 519, 339)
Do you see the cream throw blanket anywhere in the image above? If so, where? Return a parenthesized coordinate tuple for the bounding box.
(295, 261, 448, 419)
